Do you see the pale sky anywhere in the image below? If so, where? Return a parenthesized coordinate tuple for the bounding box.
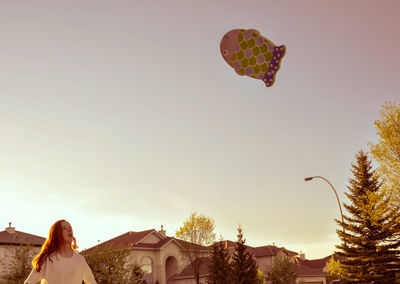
(1, 0, 399, 259)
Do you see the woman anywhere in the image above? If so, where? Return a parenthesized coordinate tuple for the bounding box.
(24, 219, 97, 284)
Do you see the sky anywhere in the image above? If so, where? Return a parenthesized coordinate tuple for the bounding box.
(1, 0, 399, 260)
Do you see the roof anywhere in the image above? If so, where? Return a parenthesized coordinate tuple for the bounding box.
(296, 264, 329, 277)
(251, 245, 298, 257)
(296, 254, 340, 269)
(221, 240, 239, 248)
(175, 238, 209, 251)
(213, 240, 298, 257)
(294, 255, 336, 277)
(171, 257, 209, 280)
(82, 229, 181, 254)
(0, 230, 45, 247)
(173, 241, 299, 280)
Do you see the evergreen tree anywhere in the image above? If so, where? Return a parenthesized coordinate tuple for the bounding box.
(207, 240, 232, 284)
(231, 226, 259, 284)
(336, 150, 400, 283)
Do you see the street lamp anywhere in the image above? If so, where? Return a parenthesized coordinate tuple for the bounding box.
(304, 176, 345, 234)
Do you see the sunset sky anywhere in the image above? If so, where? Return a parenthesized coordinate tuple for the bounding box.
(1, 0, 399, 259)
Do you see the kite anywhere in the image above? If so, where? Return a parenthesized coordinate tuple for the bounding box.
(220, 29, 286, 87)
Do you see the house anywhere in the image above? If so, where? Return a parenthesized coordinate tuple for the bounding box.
(294, 253, 331, 284)
(169, 257, 209, 284)
(173, 240, 298, 284)
(0, 223, 45, 275)
(171, 242, 331, 284)
(83, 226, 193, 284)
(226, 240, 298, 269)
(84, 227, 331, 284)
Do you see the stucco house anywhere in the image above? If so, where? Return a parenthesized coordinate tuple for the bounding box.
(83, 226, 192, 284)
(0, 223, 45, 276)
(84, 227, 330, 284)
(173, 240, 329, 284)
(295, 254, 336, 284)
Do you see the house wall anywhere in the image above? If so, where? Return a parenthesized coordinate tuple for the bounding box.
(127, 242, 190, 284)
(0, 246, 7, 274)
(0, 245, 41, 276)
(255, 255, 273, 270)
(255, 253, 326, 284)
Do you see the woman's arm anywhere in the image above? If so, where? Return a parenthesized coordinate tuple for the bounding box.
(80, 254, 97, 284)
(24, 262, 46, 284)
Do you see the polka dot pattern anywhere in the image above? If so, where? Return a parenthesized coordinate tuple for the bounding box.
(263, 45, 286, 87)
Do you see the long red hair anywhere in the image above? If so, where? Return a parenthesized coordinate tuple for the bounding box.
(32, 219, 77, 271)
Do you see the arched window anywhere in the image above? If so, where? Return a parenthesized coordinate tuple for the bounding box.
(141, 257, 153, 284)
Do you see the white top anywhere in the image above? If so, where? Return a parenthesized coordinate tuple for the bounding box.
(24, 252, 97, 284)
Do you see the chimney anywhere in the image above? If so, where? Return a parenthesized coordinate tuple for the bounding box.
(224, 240, 228, 249)
(158, 225, 166, 237)
(299, 251, 306, 260)
(5, 222, 15, 234)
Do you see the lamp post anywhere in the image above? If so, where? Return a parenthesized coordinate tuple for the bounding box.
(304, 176, 345, 235)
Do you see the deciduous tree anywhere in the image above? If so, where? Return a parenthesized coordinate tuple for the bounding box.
(369, 101, 400, 205)
(83, 244, 146, 284)
(264, 253, 297, 284)
(324, 255, 344, 283)
(176, 212, 216, 284)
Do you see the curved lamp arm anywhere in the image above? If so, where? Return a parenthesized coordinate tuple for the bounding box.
(304, 176, 345, 233)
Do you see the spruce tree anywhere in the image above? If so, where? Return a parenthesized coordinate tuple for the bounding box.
(207, 240, 232, 284)
(336, 150, 400, 283)
(231, 226, 259, 284)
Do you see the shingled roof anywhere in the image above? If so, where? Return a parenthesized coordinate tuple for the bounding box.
(213, 240, 297, 257)
(295, 254, 335, 277)
(82, 229, 182, 254)
(0, 224, 45, 247)
(173, 241, 299, 281)
(250, 245, 298, 257)
(175, 238, 209, 251)
(171, 257, 209, 280)
(296, 264, 329, 277)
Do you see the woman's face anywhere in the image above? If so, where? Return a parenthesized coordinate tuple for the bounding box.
(61, 221, 74, 243)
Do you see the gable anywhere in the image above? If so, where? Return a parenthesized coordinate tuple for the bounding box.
(137, 231, 163, 244)
(162, 238, 182, 250)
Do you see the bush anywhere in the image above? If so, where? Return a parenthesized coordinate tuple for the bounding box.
(83, 244, 146, 284)
(0, 244, 34, 284)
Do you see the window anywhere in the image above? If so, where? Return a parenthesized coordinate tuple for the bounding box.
(141, 257, 153, 284)
(141, 257, 152, 273)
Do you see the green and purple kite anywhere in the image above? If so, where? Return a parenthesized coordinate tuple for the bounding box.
(220, 29, 286, 87)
